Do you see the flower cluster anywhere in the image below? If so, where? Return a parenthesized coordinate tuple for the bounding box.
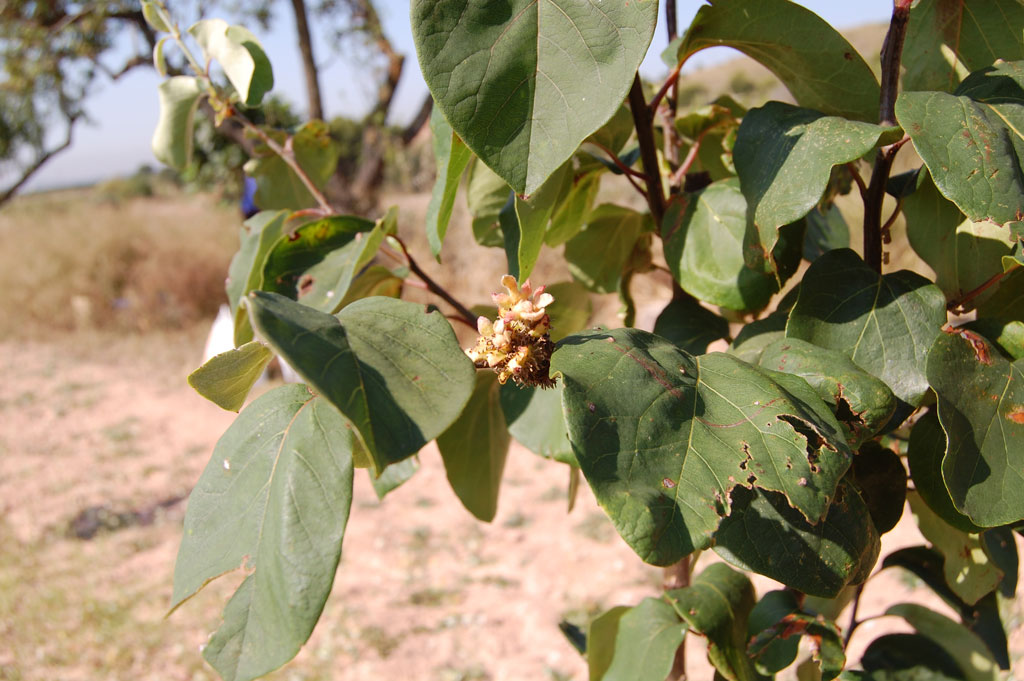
(466, 275, 557, 388)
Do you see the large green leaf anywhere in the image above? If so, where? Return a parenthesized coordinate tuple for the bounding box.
(661, 180, 790, 311)
(586, 606, 630, 681)
(734, 102, 891, 254)
(466, 159, 511, 248)
(895, 61, 1024, 227)
(152, 76, 204, 170)
(545, 172, 601, 246)
(247, 293, 476, 471)
(425, 106, 473, 260)
(551, 328, 852, 566)
(244, 120, 341, 210)
(437, 371, 510, 522)
(653, 295, 731, 356)
(907, 410, 986, 534)
(227, 210, 289, 346)
(848, 442, 907, 535)
(602, 598, 687, 681)
(260, 214, 376, 299)
(295, 209, 397, 313)
(172, 386, 354, 681)
(787, 249, 947, 408)
(860, 634, 966, 680)
(902, 0, 1024, 93)
(189, 19, 273, 107)
(499, 382, 575, 466)
(665, 563, 757, 681)
(672, 0, 880, 122)
(758, 338, 898, 449)
(729, 311, 788, 365)
(747, 590, 844, 680)
(566, 204, 651, 294)
(908, 491, 1003, 606)
(927, 329, 1024, 527)
(512, 163, 572, 280)
(714, 482, 880, 597)
(187, 341, 273, 412)
(885, 604, 1000, 681)
(412, 0, 657, 196)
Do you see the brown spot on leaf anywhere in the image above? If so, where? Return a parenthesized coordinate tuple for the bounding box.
(662, 478, 676, 489)
(297, 274, 315, 297)
(948, 327, 993, 365)
(1007, 407, 1024, 424)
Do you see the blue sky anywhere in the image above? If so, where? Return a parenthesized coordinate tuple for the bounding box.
(24, 0, 895, 192)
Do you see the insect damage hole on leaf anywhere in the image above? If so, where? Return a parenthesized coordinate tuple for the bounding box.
(777, 414, 835, 473)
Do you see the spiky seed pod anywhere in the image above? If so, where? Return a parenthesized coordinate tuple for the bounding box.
(466, 275, 557, 388)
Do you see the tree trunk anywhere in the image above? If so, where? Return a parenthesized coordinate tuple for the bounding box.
(288, 0, 324, 121)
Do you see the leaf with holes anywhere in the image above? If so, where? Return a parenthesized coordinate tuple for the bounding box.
(672, 0, 880, 122)
(714, 482, 880, 597)
(896, 61, 1024, 227)
(758, 338, 897, 449)
(551, 328, 852, 566)
(787, 249, 947, 409)
(247, 293, 476, 471)
(927, 329, 1024, 527)
(412, 0, 657, 196)
(187, 341, 273, 412)
(172, 385, 354, 681)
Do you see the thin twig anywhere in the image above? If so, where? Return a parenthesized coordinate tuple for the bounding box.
(880, 198, 904, 244)
(389, 236, 477, 327)
(948, 264, 1022, 313)
(863, 0, 912, 273)
(628, 74, 667, 224)
(586, 140, 649, 180)
(846, 162, 868, 199)
(843, 582, 866, 647)
(650, 59, 685, 113)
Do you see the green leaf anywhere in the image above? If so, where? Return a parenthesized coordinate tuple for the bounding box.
(260, 214, 376, 299)
(566, 204, 651, 294)
(426, 107, 473, 260)
(295, 209, 397, 313)
(976, 267, 1024, 321)
(885, 604, 1000, 681)
(904, 174, 1015, 309)
(227, 210, 289, 346)
(586, 606, 630, 681)
(728, 311, 787, 365)
(172, 386, 354, 681)
(546, 173, 601, 247)
(545, 280, 592, 343)
(412, 0, 657, 195)
(141, 1, 171, 33)
(466, 159, 512, 248)
(860, 634, 967, 680)
(244, 120, 340, 210)
(187, 341, 273, 412)
(927, 329, 1024, 527)
(499, 382, 576, 466)
(513, 163, 572, 280)
(370, 457, 419, 500)
(189, 19, 273, 107)
(153, 36, 169, 77)
(653, 296, 730, 355)
(848, 442, 907, 535)
(758, 338, 898, 449)
(586, 104, 634, 155)
(787, 249, 947, 409)
(551, 328, 852, 566)
(602, 598, 686, 681)
(734, 102, 891, 252)
(333, 265, 405, 311)
(895, 61, 1024, 227)
(247, 293, 476, 471)
(661, 181, 786, 311)
(907, 410, 986, 534)
(804, 204, 851, 262)
(981, 527, 1018, 598)
(665, 562, 756, 681)
(880, 547, 1010, 669)
(903, 0, 1024, 93)
(151, 75, 204, 170)
(714, 482, 880, 598)
(673, 0, 880, 122)
(437, 371, 511, 522)
(908, 491, 1003, 606)
(747, 591, 845, 680)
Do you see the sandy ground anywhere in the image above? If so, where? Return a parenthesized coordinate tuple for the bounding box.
(1, 328, 1022, 681)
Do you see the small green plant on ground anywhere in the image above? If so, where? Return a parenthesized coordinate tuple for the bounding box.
(146, 0, 1024, 679)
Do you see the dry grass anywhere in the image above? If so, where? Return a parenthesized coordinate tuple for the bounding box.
(0, 189, 239, 338)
